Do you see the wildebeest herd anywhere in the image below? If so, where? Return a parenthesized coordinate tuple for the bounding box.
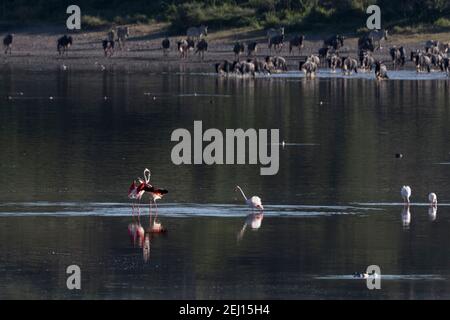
(2, 25, 450, 79)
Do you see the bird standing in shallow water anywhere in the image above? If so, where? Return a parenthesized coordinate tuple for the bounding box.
(401, 186, 412, 205)
(428, 192, 437, 206)
(235, 186, 264, 212)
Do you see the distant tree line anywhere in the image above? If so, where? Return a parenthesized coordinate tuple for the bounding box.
(1, 0, 450, 32)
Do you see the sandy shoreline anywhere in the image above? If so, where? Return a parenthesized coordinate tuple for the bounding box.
(2, 23, 450, 72)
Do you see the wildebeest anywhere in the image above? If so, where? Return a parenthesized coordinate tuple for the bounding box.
(233, 42, 245, 61)
(375, 61, 389, 80)
(367, 29, 388, 50)
(425, 40, 440, 54)
(327, 53, 341, 72)
(187, 25, 208, 40)
(299, 60, 317, 78)
(308, 54, 320, 66)
(116, 26, 129, 50)
(251, 58, 270, 74)
(389, 46, 406, 69)
(266, 27, 284, 45)
(178, 39, 190, 59)
(442, 57, 450, 76)
(318, 47, 330, 61)
(341, 57, 358, 75)
(57, 35, 73, 55)
(215, 60, 233, 75)
(268, 34, 284, 53)
(358, 35, 375, 52)
(324, 35, 344, 51)
(162, 38, 170, 56)
(412, 51, 432, 73)
(195, 39, 208, 60)
(360, 51, 375, 71)
(265, 56, 288, 72)
(3, 34, 13, 54)
(102, 39, 114, 57)
(430, 52, 445, 70)
(247, 42, 258, 56)
(107, 29, 115, 42)
(289, 35, 304, 54)
(239, 61, 256, 76)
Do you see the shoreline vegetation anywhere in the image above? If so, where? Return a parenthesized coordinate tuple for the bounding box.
(1, 1, 450, 35)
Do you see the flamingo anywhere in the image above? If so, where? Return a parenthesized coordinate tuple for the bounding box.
(128, 168, 151, 219)
(401, 186, 412, 205)
(140, 169, 168, 233)
(235, 186, 264, 211)
(428, 192, 437, 206)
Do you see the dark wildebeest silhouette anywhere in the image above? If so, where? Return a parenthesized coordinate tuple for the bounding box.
(358, 35, 375, 52)
(324, 35, 344, 51)
(195, 39, 208, 60)
(116, 26, 129, 50)
(57, 35, 73, 55)
(233, 42, 245, 61)
(215, 60, 233, 74)
(269, 34, 284, 53)
(102, 39, 114, 57)
(247, 42, 258, 56)
(389, 46, 406, 69)
(289, 35, 305, 54)
(162, 38, 170, 56)
(3, 34, 13, 54)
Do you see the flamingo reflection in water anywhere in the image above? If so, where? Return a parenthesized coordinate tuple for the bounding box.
(143, 232, 151, 263)
(401, 205, 411, 229)
(128, 222, 145, 247)
(237, 213, 264, 241)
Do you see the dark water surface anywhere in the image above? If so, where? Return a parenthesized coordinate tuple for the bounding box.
(1, 67, 450, 299)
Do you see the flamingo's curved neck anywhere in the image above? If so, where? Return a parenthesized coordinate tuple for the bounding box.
(236, 186, 247, 201)
(144, 169, 151, 183)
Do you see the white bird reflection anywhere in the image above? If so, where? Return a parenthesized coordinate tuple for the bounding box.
(401, 205, 411, 229)
(237, 213, 264, 241)
(428, 205, 437, 222)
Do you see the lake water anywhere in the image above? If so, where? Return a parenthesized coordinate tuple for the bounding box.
(1, 66, 450, 299)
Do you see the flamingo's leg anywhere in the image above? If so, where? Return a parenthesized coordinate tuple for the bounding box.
(149, 198, 153, 226)
(137, 199, 142, 224)
(154, 200, 158, 222)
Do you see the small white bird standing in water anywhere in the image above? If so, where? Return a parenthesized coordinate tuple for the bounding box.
(401, 186, 412, 205)
(235, 186, 264, 211)
(428, 192, 437, 206)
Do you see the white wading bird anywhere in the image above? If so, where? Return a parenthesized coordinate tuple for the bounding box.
(235, 186, 264, 211)
(401, 186, 412, 205)
(428, 192, 437, 206)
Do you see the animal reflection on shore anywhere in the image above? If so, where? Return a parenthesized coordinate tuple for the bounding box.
(237, 213, 264, 241)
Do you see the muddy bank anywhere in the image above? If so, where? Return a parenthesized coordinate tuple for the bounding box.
(1, 24, 449, 73)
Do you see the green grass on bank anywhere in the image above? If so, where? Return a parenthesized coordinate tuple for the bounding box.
(1, 0, 450, 35)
